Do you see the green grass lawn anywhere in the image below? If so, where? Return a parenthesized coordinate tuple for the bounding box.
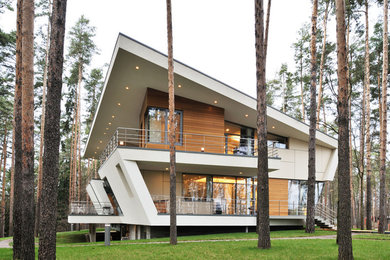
(0, 230, 388, 259)
(1, 238, 388, 259)
(53, 228, 336, 246)
(353, 233, 390, 240)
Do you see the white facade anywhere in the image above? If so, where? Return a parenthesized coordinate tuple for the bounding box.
(68, 34, 338, 230)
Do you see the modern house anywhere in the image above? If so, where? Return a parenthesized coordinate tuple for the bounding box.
(68, 34, 338, 240)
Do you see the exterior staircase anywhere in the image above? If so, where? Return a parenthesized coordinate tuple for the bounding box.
(315, 202, 337, 230)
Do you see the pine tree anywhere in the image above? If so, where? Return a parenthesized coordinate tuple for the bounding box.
(166, 0, 177, 246)
(335, 0, 353, 258)
(364, 0, 373, 230)
(255, 0, 271, 249)
(67, 15, 97, 212)
(35, 0, 52, 238)
(12, 0, 23, 256)
(378, 0, 388, 234)
(0, 126, 8, 237)
(38, 0, 67, 258)
(20, 0, 35, 257)
(84, 68, 104, 136)
(306, 0, 317, 234)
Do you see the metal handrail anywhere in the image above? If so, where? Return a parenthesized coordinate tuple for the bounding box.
(315, 202, 337, 226)
(99, 127, 282, 163)
(69, 201, 115, 216)
(151, 195, 307, 216)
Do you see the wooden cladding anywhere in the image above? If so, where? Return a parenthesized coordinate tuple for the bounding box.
(141, 88, 225, 153)
(269, 178, 288, 216)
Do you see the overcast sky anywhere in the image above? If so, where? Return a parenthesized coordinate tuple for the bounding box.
(1, 0, 318, 97)
(0, 1, 381, 98)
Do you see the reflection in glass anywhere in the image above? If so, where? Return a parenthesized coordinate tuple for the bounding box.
(288, 180, 324, 215)
(145, 107, 182, 144)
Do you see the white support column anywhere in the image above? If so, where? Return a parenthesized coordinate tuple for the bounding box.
(104, 224, 111, 246)
(136, 225, 141, 240)
(129, 225, 136, 240)
(145, 226, 151, 239)
(89, 224, 96, 242)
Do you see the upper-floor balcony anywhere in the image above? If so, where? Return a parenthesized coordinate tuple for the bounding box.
(99, 127, 281, 164)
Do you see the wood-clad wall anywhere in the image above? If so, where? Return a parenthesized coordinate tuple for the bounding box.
(269, 178, 288, 216)
(141, 88, 225, 153)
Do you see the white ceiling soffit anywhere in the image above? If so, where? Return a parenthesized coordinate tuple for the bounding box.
(84, 33, 337, 158)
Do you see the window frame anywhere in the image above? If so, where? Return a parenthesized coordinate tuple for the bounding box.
(144, 106, 183, 145)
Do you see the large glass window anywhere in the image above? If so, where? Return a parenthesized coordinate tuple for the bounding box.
(267, 133, 288, 149)
(145, 107, 182, 144)
(224, 121, 288, 156)
(288, 180, 324, 215)
(182, 174, 253, 215)
(182, 174, 212, 201)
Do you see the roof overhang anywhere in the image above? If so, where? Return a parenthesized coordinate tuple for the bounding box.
(84, 33, 337, 158)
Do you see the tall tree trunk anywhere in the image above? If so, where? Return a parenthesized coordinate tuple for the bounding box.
(306, 0, 317, 234)
(21, 0, 35, 257)
(76, 62, 82, 204)
(346, 18, 355, 229)
(71, 94, 78, 205)
(256, 0, 271, 235)
(35, 3, 51, 236)
(166, 0, 177, 246)
(316, 0, 329, 129)
(300, 54, 305, 121)
(263, 0, 271, 62)
(0, 128, 8, 237)
(255, 0, 271, 249)
(38, 0, 67, 258)
(9, 121, 15, 237)
(378, 0, 388, 234)
(359, 81, 366, 230)
(69, 114, 75, 204)
(335, 0, 353, 258)
(364, 0, 372, 231)
(13, 0, 23, 257)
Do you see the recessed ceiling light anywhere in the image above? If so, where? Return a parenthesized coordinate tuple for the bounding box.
(104, 132, 107, 135)
(106, 128, 109, 130)
(272, 126, 275, 129)
(117, 102, 121, 106)
(135, 66, 139, 70)
(178, 84, 182, 88)
(94, 152, 97, 154)
(245, 114, 249, 118)
(165, 167, 169, 171)
(97, 147, 100, 149)
(99, 140, 102, 143)
(108, 122, 112, 125)
(125, 86, 129, 90)
(239, 172, 243, 175)
(112, 115, 115, 118)
(226, 128, 230, 132)
(214, 100, 218, 104)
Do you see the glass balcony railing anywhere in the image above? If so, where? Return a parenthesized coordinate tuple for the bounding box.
(151, 195, 305, 216)
(99, 127, 280, 163)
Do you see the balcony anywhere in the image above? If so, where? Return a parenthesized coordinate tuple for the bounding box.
(151, 195, 308, 216)
(99, 127, 281, 163)
(69, 201, 115, 216)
